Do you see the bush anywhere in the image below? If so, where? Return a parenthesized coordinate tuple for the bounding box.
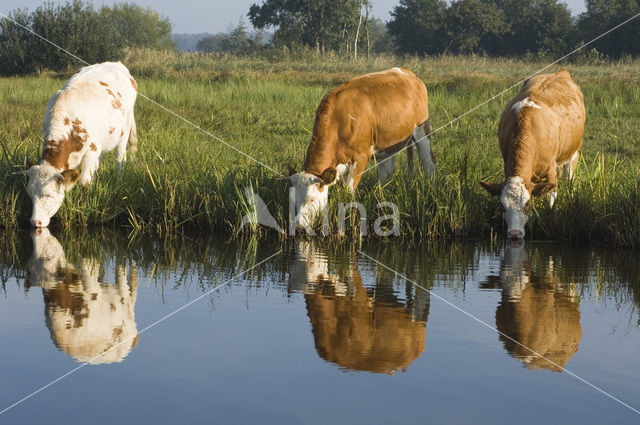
(0, 0, 174, 76)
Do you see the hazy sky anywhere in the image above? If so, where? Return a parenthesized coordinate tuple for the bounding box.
(3, 0, 588, 34)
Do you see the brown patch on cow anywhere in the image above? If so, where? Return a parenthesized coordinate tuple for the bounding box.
(110, 303, 116, 312)
(98, 81, 109, 86)
(120, 297, 125, 305)
(43, 118, 88, 169)
(113, 326, 123, 337)
(303, 68, 429, 191)
(91, 293, 98, 301)
(89, 143, 97, 152)
(43, 281, 88, 328)
(120, 130, 124, 137)
(130, 77, 138, 91)
(131, 334, 139, 348)
(109, 127, 115, 134)
(105, 88, 122, 109)
(63, 117, 70, 125)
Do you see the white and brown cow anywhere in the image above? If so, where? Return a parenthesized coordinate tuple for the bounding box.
(284, 68, 435, 226)
(481, 69, 585, 239)
(15, 61, 138, 228)
(27, 228, 139, 364)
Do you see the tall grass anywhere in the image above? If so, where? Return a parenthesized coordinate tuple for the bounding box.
(1, 51, 639, 245)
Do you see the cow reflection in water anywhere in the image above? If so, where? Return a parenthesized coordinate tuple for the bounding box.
(290, 242, 429, 374)
(27, 229, 139, 364)
(490, 241, 581, 372)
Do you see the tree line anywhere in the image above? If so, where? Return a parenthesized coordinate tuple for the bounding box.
(245, 0, 640, 58)
(1, 0, 639, 75)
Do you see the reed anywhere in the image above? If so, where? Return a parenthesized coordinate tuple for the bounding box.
(0, 50, 639, 245)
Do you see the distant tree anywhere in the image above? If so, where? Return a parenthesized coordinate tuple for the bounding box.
(491, 0, 574, 56)
(577, 0, 640, 57)
(444, 0, 506, 54)
(0, 0, 123, 75)
(368, 18, 394, 54)
(197, 20, 257, 54)
(101, 3, 174, 50)
(248, 0, 360, 54)
(387, 0, 448, 55)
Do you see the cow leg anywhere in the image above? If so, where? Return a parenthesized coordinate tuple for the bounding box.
(79, 146, 101, 186)
(569, 151, 579, 180)
(342, 162, 357, 193)
(351, 153, 372, 189)
(128, 116, 138, 159)
(376, 152, 396, 186)
(548, 166, 558, 208)
(406, 143, 415, 177)
(413, 121, 435, 177)
(115, 132, 129, 176)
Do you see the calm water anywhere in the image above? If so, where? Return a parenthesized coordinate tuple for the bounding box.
(0, 230, 639, 424)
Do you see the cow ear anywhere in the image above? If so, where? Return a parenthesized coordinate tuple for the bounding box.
(319, 167, 337, 186)
(56, 169, 80, 188)
(480, 181, 504, 196)
(287, 164, 297, 176)
(532, 182, 556, 197)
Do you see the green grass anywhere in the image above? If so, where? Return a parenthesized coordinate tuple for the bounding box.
(1, 50, 639, 245)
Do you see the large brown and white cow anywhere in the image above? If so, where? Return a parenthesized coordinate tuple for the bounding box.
(481, 69, 585, 239)
(284, 68, 435, 226)
(14, 62, 138, 228)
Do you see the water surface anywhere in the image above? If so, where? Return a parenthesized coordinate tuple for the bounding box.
(0, 230, 638, 424)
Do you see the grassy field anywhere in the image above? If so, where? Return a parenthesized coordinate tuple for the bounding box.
(0, 49, 639, 245)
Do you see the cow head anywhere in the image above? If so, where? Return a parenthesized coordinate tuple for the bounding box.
(480, 176, 555, 239)
(14, 162, 80, 228)
(281, 165, 337, 227)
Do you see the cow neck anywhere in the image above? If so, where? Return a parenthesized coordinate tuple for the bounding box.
(505, 115, 536, 186)
(303, 112, 339, 177)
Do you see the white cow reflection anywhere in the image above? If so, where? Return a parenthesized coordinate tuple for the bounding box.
(493, 241, 581, 372)
(28, 229, 139, 364)
(289, 241, 428, 374)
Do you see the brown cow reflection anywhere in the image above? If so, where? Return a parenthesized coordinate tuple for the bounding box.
(27, 229, 139, 364)
(491, 241, 581, 372)
(290, 242, 428, 374)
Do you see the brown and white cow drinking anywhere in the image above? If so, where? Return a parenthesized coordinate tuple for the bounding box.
(14, 61, 138, 227)
(481, 69, 585, 239)
(283, 68, 435, 227)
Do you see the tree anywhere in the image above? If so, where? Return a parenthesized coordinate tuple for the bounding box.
(577, 0, 640, 57)
(444, 0, 506, 54)
(387, 0, 448, 55)
(248, 0, 360, 54)
(101, 3, 174, 50)
(491, 0, 574, 56)
(368, 18, 394, 54)
(197, 20, 258, 55)
(0, 0, 123, 75)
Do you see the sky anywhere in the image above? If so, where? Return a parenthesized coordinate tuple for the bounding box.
(3, 0, 588, 34)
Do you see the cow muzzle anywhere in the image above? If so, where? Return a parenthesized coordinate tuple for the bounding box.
(508, 229, 524, 240)
(30, 218, 49, 228)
